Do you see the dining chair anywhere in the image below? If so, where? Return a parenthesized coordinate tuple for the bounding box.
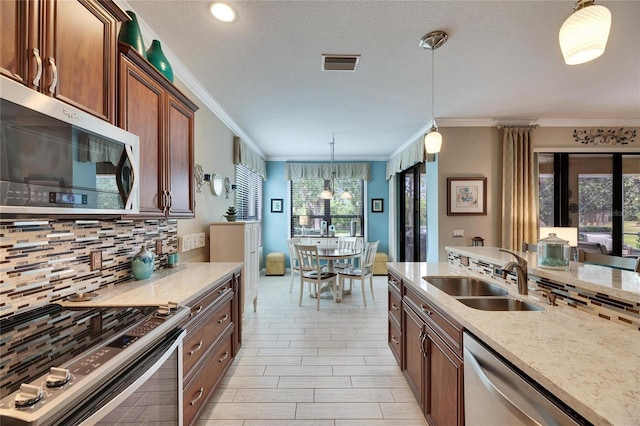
(295, 244, 338, 310)
(334, 236, 359, 270)
(338, 241, 379, 305)
(286, 238, 302, 292)
(578, 250, 640, 272)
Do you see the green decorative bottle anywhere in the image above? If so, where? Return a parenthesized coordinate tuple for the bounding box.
(118, 11, 146, 59)
(146, 40, 174, 82)
(131, 245, 155, 280)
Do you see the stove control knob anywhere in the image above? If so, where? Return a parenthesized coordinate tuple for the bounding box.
(15, 383, 43, 408)
(46, 367, 71, 388)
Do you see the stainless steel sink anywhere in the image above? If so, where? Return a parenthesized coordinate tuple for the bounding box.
(457, 297, 543, 312)
(424, 276, 508, 297)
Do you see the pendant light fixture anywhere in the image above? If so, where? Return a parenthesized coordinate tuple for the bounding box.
(559, 0, 611, 65)
(320, 135, 337, 199)
(320, 134, 352, 200)
(419, 30, 448, 154)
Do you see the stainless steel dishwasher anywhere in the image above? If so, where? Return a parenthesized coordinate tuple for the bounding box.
(463, 332, 590, 425)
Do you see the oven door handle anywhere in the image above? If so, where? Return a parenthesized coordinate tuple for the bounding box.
(55, 327, 185, 425)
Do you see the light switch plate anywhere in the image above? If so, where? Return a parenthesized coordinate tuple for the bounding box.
(90, 251, 102, 271)
(452, 229, 464, 238)
(179, 236, 191, 252)
(196, 232, 205, 248)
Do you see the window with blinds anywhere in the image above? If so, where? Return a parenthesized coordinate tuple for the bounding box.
(290, 178, 365, 237)
(235, 164, 263, 246)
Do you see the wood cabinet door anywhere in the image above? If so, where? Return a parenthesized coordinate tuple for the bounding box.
(46, 0, 117, 122)
(402, 302, 426, 410)
(119, 55, 166, 218)
(166, 93, 195, 218)
(0, 0, 32, 85)
(425, 329, 464, 426)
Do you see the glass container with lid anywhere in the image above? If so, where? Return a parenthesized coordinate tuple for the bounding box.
(537, 233, 570, 270)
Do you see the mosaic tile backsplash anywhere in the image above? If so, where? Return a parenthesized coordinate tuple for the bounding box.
(447, 251, 640, 331)
(0, 219, 178, 318)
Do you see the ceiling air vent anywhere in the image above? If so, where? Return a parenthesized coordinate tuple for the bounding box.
(322, 54, 360, 71)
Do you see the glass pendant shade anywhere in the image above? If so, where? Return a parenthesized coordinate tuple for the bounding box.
(320, 189, 333, 199)
(424, 126, 442, 154)
(340, 190, 352, 200)
(559, 3, 611, 65)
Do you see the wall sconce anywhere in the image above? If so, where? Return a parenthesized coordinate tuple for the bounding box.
(194, 163, 223, 196)
(224, 176, 236, 199)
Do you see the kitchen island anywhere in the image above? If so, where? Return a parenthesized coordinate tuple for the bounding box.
(388, 253, 639, 425)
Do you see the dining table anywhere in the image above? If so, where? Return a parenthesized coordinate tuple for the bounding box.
(313, 247, 361, 301)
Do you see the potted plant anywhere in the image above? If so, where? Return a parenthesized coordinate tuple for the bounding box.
(224, 206, 237, 222)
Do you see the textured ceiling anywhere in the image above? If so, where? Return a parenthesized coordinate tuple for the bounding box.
(123, 0, 640, 160)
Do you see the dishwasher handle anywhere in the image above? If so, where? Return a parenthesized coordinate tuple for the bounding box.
(463, 346, 541, 426)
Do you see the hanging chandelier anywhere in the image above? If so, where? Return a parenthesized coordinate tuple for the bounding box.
(559, 0, 611, 65)
(419, 30, 448, 154)
(320, 135, 351, 200)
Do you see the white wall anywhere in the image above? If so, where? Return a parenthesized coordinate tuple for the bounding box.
(173, 80, 237, 262)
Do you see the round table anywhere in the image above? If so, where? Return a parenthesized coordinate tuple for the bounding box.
(314, 248, 361, 301)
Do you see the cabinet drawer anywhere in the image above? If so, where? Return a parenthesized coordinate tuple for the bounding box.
(388, 318, 402, 366)
(388, 271, 402, 294)
(388, 284, 402, 325)
(404, 286, 463, 357)
(183, 299, 233, 375)
(186, 277, 233, 320)
(183, 330, 234, 426)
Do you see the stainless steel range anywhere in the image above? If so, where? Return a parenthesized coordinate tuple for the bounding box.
(0, 302, 189, 425)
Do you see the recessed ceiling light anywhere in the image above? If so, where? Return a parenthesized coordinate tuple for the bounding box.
(210, 2, 237, 23)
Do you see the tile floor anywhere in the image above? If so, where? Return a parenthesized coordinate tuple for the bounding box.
(196, 272, 427, 425)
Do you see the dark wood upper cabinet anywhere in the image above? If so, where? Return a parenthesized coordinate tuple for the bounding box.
(118, 42, 198, 219)
(1, 0, 126, 123)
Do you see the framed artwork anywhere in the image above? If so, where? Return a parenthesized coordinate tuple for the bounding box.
(271, 198, 283, 213)
(447, 177, 487, 215)
(371, 198, 384, 213)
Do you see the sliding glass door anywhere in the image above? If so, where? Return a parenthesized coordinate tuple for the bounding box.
(399, 163, 427, 262)
(538, 153, 640, 257)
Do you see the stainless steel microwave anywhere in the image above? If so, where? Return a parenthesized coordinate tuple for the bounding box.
(0, 77, 139, 215)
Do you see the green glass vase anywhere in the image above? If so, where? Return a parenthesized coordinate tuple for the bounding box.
(118, 11, 146, 59)
(146, 40, 174, 82)
(131, 245, 155, 280)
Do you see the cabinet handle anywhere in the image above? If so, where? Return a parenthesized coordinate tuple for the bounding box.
(32, 48, 42, 87)
(188, 341, 203, 356)
(190, 305, 203, 317)
(391, 336, 399, 345)
(167, 191, 173, 211)
(189, 387, 204, 405)
(389, 279, 397, 285)
(420, 304, 433, 316)
(47, 57, 57, 94)
(218, 286, 228, 294)
(391, 303, 399, 311)
(218, 314, 229, 324)
(418, 331, 427, 356)
(218, 350, 229, 363)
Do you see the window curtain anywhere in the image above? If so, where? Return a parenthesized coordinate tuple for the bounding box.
(501, 126, 539, 251)
(284, 162, 370, 181)
(385, 138, 434, 180)
(233, 136, 267, 180)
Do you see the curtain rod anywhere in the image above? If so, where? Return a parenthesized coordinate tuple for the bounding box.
(497, 124, 539, 129)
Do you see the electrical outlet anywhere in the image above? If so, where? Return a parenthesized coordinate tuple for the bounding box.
(196, 232, 205, 248)
(90, 251, 102, 271)
(452, 229, 464, 238)
(190, 234, 198, 249)
(179, 235, 191, 252)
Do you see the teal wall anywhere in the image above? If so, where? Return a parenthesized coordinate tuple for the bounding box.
(263, 161, 389, 267)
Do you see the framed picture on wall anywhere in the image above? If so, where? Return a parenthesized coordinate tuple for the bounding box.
(271, 198, 283, 213)
(447, 177, 487, 215)
(371, 198, 384, 213)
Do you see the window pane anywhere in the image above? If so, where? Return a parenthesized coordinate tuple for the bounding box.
(235, 164, 263, 246)
(538, 153, 555, 227)
(622, 155, 640, 256)
(290, 178, 364, 237)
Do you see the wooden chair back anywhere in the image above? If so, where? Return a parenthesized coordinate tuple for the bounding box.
(338, 236, 358, 251)
(287, 238, 301, 267)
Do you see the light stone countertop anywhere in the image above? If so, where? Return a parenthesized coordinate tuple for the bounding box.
(59, 262, 243, 308)
(446, 246, 640, 303)
(388, 261, 640, 426)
